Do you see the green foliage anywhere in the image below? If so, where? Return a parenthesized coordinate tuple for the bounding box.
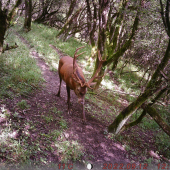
(54, 138, 84, 163)
(0, 109, 32, 164)
(141, 116, 159, 130)
(59, 116, 68, 129)
(0, 106, 83, 168)
(145, 157, 154, 165)
(112, 61, 142, 96)
(42, 114, 54, 123)
(13, 19, 91, 75)
(17, 100, 30, 110)
(155, 133, 170, 159)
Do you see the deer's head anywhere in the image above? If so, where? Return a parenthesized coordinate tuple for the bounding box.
(72, 46, 105, 104)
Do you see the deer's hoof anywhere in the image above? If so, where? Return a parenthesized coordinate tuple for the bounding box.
(82, 119, 87, 124)
(56, 93, 60, 97)
(68, 111, 72, 115)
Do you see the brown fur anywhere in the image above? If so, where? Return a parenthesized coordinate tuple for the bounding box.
(57, 56, 87, 121)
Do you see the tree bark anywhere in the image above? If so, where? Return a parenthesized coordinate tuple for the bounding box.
(66, 0, 77, 21)
(0, 9, 7, 55)
(142, 104, 170, 136)
(0, 0, 22, 55)
(56, 7, 83, 39)
(119, 87, 168, 133)
(108, 80, 162, 134)
(104, 11, 139, 67)
(92, 9, 139, 90)
(108, 38, 170, 134)
(24, 0, 32, 32)
(7, 0, 22, 22)
(90, 0, 109, 89)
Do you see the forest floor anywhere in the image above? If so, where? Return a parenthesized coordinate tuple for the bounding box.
(0, 32, 169, 170)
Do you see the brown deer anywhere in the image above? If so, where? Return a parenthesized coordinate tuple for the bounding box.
(57, 46, 105, 121)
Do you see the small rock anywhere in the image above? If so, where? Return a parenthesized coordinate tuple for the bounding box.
(86, 125, 93, 130)
(107, 152, 115, 158)
(64, 132, 69, 139)
(100, 142, 107, 150)
(104, 157, 110, 162)
(87, 137, 93, 142)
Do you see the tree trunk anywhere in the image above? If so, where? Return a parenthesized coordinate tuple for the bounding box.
(108, 38, 170, 134)
(0, 0, 22, 55)
(66, 0, 77, 20)
(0, 10, 7, 55)
(24, 0, 32, 32)
(108, 81, 162, 134)
(57, 7, 83, 39)
(90, 0, 109, 90)
(92, 6, 139, 90)
(119, 87, 167, 133)
(92, 55, 106, 89)
(111, 0, 128, 53)
(7, 0, 22, 22)
(142, 104, 170, 136)
(86, 0, 97, 48)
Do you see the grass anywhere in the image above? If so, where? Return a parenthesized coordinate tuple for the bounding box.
(0, 21, 85, 168)
(17, 100, 30, 110)
(13, 18, 92, 74)
(0, 29, 43, 99)
(54, 138, 84, 163)
(0, 105, 84, 169)
(155, 132, 170, 159)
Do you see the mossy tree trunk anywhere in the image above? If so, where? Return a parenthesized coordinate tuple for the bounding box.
(0, 8, 7, 55)
(108, 36, 170, 134)
(66, 0, 77, 21)
(108, 80, 163, 134)
(56, 6, 83, 40)
(24, 0, 32, 32)
(142, 104, 170, 136)
(86, 0, 97, 49)
(91, 0, 109, 89)
(92, 0, 140, 90)
(0, 0, 22, 55)
(119, 87, 168, 133)
(108, 0, 170, 133)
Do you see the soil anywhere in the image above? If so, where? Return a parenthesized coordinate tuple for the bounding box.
(0, 33, 166, 170)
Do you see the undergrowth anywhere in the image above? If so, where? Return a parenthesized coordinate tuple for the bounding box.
(16, 18, 170, 160)
(0, 30, 43, 99)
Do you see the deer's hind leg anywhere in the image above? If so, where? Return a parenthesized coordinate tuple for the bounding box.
(57, 72, 62, 97)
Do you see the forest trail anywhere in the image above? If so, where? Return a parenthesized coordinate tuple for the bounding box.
(11, 32, 147, 169)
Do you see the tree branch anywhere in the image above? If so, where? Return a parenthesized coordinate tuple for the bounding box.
(142, 104, 170, 136)
(7, 0, 22, 22)
(3, 43, 18, 52)
(104, 11, 139, 67)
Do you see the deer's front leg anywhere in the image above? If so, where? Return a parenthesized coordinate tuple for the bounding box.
(66, 85, 71, 114)
(57, 74, 62, 97)
(82, 100, 86, 123)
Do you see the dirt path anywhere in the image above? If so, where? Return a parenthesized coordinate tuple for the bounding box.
(12, 32, 148, 170)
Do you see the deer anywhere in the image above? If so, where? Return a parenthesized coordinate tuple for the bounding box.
(56, 46, 105, 122)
